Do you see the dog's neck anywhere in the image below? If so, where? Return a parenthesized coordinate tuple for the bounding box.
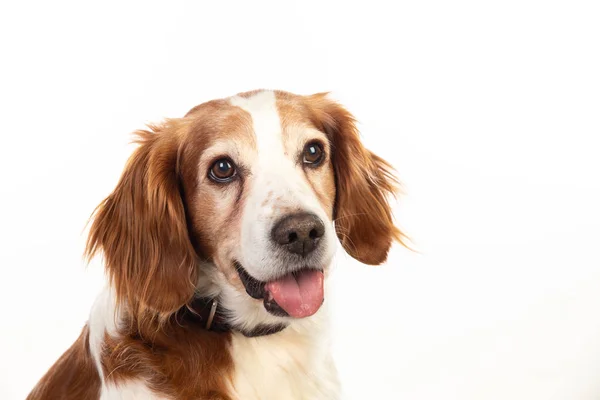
(187, 296, 288, 337)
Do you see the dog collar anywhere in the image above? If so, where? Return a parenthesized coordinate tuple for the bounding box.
(188, 297, 287, 337)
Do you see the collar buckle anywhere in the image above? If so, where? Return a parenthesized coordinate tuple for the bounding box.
(205, 299, 218, 330)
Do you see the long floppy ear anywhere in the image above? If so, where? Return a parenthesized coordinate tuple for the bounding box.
(85, 121, 198, 319)
(307, 93, 404, 265)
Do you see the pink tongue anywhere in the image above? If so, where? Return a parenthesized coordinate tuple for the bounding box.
(265, 270, 324, 318)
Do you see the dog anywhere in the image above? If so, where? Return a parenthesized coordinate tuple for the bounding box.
(27, 89, 403, 400)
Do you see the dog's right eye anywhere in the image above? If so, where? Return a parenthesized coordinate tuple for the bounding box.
(209, 158, 236, 183)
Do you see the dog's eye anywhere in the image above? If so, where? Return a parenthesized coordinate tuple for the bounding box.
(303, 142, 324, 165)
(209, 158, 236, 182)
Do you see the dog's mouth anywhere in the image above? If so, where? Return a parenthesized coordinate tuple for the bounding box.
(234, 262, 324, 318)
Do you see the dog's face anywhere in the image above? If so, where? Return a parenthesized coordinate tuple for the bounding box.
(182, 91, 338, 323)
(86, 90, 402, 330)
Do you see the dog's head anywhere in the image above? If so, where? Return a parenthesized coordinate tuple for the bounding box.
(86, 90, 403, 332)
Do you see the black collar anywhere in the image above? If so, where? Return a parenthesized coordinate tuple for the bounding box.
(187, 297, 287, 338)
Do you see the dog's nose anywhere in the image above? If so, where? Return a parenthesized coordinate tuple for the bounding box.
(271, 213, 325, 257)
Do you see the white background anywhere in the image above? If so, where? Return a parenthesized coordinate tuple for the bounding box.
(1, 1, 599, 399)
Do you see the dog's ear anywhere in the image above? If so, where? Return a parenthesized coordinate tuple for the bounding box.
(85, 120, 198, 320)
(306, 93, 404, 265)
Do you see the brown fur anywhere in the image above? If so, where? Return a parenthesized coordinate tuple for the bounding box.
(101, 313, 233, 400)
(85, 120, 200, 321)
(27, 325, 101, 400)
(27, 89, 404, 399)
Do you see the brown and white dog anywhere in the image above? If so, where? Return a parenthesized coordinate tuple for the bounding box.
(27, 89, 403, 400)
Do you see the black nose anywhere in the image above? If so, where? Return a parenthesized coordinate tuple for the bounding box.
(271, 213, 325, 257)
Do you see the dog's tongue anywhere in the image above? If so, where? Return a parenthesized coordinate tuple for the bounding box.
(265, 270, 324, 318)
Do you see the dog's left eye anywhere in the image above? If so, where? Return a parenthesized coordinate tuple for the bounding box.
(303, 142, 324, 165)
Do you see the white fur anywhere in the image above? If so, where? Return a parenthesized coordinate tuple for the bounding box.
(224, 91, 340, 398)
(88, 287, 118, 384)
(228, 280, 340, 400)
(230, 90, 336, 283)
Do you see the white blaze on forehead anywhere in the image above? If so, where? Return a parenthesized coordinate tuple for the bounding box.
(229, 90, 284, 160)
(229, 90, 297, 207)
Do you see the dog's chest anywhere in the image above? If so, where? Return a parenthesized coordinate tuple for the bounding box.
(228, 329, 340, 400)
